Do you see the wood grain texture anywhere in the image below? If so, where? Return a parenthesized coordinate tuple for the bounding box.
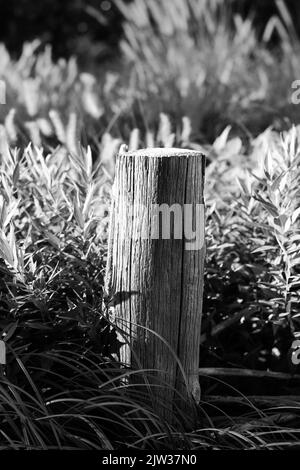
(105, 147, 205, 420)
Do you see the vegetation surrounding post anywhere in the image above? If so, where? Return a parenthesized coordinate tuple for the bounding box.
(105, 147, 205, 420)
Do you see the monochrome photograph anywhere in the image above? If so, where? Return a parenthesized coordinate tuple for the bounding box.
(0, 0, 300, 457)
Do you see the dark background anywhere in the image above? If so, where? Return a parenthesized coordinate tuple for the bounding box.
(0, 0, 123, 66)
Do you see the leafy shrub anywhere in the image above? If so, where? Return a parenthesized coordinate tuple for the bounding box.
(202, 125, 300, 372)
(2, 122, 300, 448)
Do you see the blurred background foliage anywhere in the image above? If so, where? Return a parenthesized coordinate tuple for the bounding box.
(1, 0, 300, 62)
(2, 0, 300, 146)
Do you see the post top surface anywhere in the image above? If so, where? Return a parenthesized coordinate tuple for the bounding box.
(120, 147, 205, 158)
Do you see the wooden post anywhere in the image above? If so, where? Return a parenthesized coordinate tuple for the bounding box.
(105, 148, 205, 422)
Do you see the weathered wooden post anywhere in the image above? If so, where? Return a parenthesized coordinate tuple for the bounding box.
(105, 147, 205, 422)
